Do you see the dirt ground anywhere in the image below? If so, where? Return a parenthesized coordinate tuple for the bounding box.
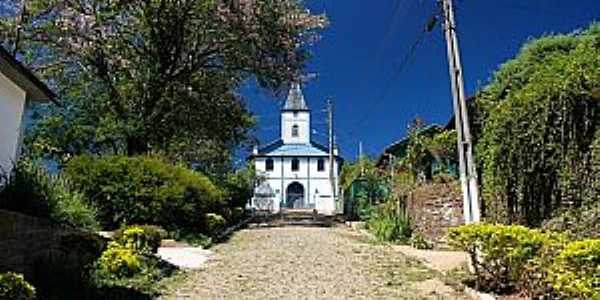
(163, 226, 469, 300)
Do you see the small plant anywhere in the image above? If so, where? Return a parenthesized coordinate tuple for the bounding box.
(367, 201, 411, 242)
(410, 234, 433, 250)
(548, 239, 600, 299)
(114, 225, 166, 253)
(0, 272, 36, 300)
(205, 213, 226, 235)
(0, 159, 99, 231)
(96, 242, 144, 278)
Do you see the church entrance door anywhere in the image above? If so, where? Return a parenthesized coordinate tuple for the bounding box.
(285, 182, 305, 209)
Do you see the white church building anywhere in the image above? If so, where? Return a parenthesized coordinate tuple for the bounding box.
(250, 83, 342, 215)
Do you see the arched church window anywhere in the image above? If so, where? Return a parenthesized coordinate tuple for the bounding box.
(292, 124, 299, 137)
(317, 158, 325, 171)
(291, 158, 300, 171)
(265, 158, 274, 171)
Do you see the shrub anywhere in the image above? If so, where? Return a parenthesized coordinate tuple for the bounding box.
(114, 225, 166, 254)
(548, 239, 600, 299)
(96, 242, 144, 278)
(0, 160, 99, 231)
(448, 223, 563, 293)
(65, 155, 224, 232)
(542, 202, 600, 240)
(367, 201, 411, 242)
(410, 234, 434, 250)
(0, 272, 36, 300)
(204, 213, 226, 235)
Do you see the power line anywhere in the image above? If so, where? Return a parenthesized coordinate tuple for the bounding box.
(347, 8, 441, 137)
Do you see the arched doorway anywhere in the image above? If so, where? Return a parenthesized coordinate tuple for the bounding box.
(285, 182, 305, 209)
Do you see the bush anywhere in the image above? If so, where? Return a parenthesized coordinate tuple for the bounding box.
(367, 201, 411, 242)
(96, 242, 144, 278)
(65, 155, 224, 232)
(0, 160, 99, 231)
(114, 225, 166, 254)
(542, 202, 600, 240)
(448, 223, 563, 293)
(410, 234, 433, 250)
(0, 272, 36, 300)
(204, 213, 226, 235)
(548, 239, 600, 299)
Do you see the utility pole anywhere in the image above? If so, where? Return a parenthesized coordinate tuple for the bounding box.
(359, 141, 364, 176)
(327, 98, 336, 202)
(13, 0, 27, 57)
(440, 0, 481, 223)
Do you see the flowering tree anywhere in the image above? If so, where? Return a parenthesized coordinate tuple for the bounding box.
(1, 0, 327, 173)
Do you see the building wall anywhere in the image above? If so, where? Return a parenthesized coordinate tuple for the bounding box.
(254, 156, 340, 214)
(0, 71, 27, 176)
(281, 111, 310, 144)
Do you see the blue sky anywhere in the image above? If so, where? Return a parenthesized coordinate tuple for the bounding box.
(242, 0, 599, 161)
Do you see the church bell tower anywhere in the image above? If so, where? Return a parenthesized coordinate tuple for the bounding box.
(281, 82, 310, 144)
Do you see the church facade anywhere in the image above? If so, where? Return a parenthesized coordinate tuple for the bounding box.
(250, 83, 342, 215)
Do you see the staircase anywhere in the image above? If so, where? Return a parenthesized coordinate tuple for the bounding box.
(249, 209, 343, 228)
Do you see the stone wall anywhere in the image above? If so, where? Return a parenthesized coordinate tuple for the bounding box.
(0, 209, 101, 278)
(405, 182, 464, 243)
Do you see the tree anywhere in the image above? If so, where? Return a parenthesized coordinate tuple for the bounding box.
(2, 0, 327, 172)
(476, 23, 600, 225)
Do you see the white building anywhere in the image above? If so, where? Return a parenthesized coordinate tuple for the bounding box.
(250, 83, 342, 215)
(0, 47, 55, 175)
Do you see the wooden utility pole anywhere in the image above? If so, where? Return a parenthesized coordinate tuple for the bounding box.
(13, 0, 27, 57)
(440, 0, 481, 223)
(327, 98, 336, 201)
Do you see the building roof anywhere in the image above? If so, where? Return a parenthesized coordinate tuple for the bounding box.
(282, 82, 309, 111)
(376, 124, 443, 168)
(0, 46, 56, 102)
(251, 139, 342, 159)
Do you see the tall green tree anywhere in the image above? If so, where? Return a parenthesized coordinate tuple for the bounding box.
(1, 0, 326, 172)
(476, 23, 600, 225)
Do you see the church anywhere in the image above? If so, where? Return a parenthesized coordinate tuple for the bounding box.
(250, 82, 343, 215)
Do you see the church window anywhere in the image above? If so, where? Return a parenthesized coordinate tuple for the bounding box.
(266, 158, 274, 171)
(291, 158, 300, 171)
(317, 159, 325, 171)
(292, 124, 299, 137)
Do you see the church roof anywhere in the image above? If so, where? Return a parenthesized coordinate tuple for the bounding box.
(251, 139, 342, 159)
(282, 82, 309, 111)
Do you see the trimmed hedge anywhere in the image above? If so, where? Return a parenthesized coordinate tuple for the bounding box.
(65, 155, 224, 232)
(449, 223, 600, 298)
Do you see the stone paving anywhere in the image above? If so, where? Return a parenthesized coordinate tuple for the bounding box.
(164, 226, 468, 300)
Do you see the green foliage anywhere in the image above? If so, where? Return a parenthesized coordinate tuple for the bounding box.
(0, 160, 99, 231)
(476, 24, 600, 225)
(65, 155, 223, 232)
(221, 166, 256, 209)
(448, 223, 566, 293)
(0, 272, 36, 300)
(9, 0, 326, 172)
(548, 239, 600, 299)
(204, 213, 227, 235)
(96, 242, 144, 278)
(114, 225, 166, 254)
(367, 200, 412, 242)
(410, 234, 434, 250)
(542, 202, 600, 240)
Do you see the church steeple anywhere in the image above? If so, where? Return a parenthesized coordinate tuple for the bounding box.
(281, 82, 311, 144)
(282, 82, 309, 111)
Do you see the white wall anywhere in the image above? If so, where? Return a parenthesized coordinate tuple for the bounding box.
(281, 111, 310, 144)
(253, 156, 341, 214)
(0, 71, 27, 176)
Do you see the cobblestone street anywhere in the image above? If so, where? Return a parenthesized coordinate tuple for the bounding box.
(166, 227, 468, 300)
